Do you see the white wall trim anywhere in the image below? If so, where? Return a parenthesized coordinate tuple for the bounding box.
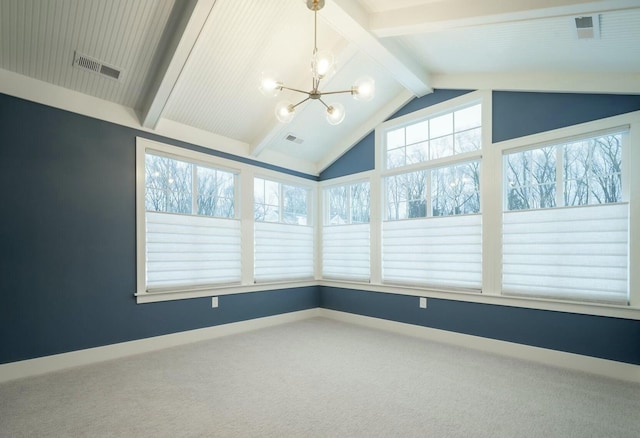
(0, 309, 320, 384)
(317, 309, 640, 384)
(2, 307, 638, 385)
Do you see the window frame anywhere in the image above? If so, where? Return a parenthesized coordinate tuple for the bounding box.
(502, 128, 628, 211)
(136, 101, 640, 320)
(320, 177, 372, 282)
(375, 92, 485, 291)
(492, 114, 638, 311)
(135, 138, 318, 304)
(382, 101, 483, 171)
(379, 94, 484, 221)
(499, 126, 631, 305)
(323, 179, 371, 226)
(253, 175, 316, 283)
(353, 92, 639, 318)
(144, 150, 240, 219)
(253, 176, 313, 226)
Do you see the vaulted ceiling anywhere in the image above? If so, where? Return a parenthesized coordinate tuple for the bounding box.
(1, 0, 639, 175)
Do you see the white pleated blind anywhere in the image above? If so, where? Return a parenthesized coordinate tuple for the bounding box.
(322, 224, 370, 281)
(254, 222, 314, 282)
(503, 203, 628, 304)
(382, 214, 482, 290)
(146, 212, 241, 290)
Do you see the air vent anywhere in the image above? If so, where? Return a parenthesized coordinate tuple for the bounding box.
(573, 15, 600, 39)
(285, 133, 304, 144)
(73, 51, 122, 80)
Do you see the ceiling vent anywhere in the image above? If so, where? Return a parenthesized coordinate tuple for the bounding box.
(73, 51, 123, 80)
(573, 15, 600, 39)
(285, 133, 304, 144)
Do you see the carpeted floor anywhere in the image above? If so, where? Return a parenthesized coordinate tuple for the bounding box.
(1, 317, 639, 437)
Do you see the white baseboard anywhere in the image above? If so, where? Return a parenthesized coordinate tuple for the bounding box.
(3, 307, 638, 385)
(0, 309, 321, 384)
(317, 309, 640, 384)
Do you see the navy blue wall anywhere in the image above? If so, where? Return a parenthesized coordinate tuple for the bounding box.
(3, 89, 640, 366)
(321, 288, 640, 365)
(0, 93, 319, 365)
(319, 131, 376, 180)
(493, 91, 640, 143)
(318, 89, 640, 366)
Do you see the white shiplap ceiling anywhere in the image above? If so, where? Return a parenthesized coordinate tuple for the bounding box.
(399, 8, 640, 74)
(0, 0, 638, 175)
(0, 0, 175, 109)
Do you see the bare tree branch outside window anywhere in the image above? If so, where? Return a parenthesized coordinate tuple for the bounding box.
(145, 153, 236, 218)
(505, 133, 622, 211)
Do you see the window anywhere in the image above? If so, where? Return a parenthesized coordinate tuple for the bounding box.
(502, 130, 628, 304)
(386, 104, 481, 169)
(142, 152, 241, 291)
(385, 161, 481, 220)
(136, 103, 638, 312)
(146, 154, 235, 217)
(326, 182, 370, 224)
(322, 181, 371, 281)
(254, 178, 309, 225)
(381, 102, 483, 290)
(254, 178, 314, 282)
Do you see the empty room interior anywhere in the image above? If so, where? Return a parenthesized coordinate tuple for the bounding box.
(1, 0, 640, 436)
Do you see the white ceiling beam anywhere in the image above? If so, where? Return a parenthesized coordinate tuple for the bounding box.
(322, 0, 432, 97)
(139, 0, 217, 129)
(431, 72, 640, 95)
(370, 0, 640, 37)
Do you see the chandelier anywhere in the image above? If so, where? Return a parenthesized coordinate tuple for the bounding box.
(259, 0, 375, 125)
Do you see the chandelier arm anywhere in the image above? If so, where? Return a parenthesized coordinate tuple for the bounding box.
(317, 88, 355, 96)
(291, 96, 311, 109)
(279, 85, 312, 95)
(317, 97, 330, 110)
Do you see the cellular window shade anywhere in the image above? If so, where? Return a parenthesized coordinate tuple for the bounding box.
(323, 224, 370, 281)
(254, 222, 314, 282)
(503, 203, 628, 304)
(145, 212, 241, 290)
(382, 214, 482, 290)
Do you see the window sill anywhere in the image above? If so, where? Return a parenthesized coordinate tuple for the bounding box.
(135, 280, 318, 304)
(137, 277, 640, 321)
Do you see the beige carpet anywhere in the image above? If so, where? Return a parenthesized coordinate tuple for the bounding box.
(1, 317, 639, 437)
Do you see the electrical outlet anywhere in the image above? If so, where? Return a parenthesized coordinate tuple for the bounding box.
(211, 296, 219, 308)
(419, 297, 427, 309)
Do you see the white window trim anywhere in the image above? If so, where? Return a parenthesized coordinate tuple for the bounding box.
(377, 92, 485, 173)
(318, 170, 377, 283)
(320, 176, 373, 282)
(253, 174, 315, 226)
(136, 101, 640, 322)
(135, 137, 318, 304)
(253, 175, 316, 283)
(375, 90, 486, 290)
(322, 177, 372, 225)
(323, 93, 640, 320)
